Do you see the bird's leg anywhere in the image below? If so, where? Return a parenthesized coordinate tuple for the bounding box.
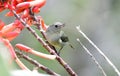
(58, 46, 64, 56)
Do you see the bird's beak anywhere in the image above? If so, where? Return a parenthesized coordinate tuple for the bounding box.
(61, 23, 65, 27)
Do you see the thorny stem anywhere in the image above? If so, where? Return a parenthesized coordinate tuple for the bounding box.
(76, 25, 120, 76)
(12, 10, 77, 76)
(16, 51, 58, 75)
(77, 38, 107, 76)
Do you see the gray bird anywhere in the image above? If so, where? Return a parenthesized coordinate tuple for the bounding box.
(45, 22, 74, 55)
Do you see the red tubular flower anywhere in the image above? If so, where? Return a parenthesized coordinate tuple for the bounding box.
(19, 0, 45, 13)
(1, 23, 16, 35)
(32, 6, 40, 13)
(16, 0, 46, 9)
(5, 0, 46, 16)
(0, 20, 24, 41)
(4, 28, 21, 41)
(15, 44, 32, 52)
(15, 44, 56, 60)
(22, 9, 29, 18)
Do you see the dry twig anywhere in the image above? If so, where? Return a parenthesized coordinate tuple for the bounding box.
(77, 38, 107, 76)
(76, 25, 120, 76)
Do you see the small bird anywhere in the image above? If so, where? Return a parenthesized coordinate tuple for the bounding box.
(45, 22, 74, 55)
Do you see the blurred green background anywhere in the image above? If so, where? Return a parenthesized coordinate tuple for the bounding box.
(1, 0, 120, 76)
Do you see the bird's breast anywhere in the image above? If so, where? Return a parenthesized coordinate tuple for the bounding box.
(45, 33, 61, 47)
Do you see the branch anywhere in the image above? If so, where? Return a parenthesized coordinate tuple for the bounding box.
(12, 10, 77, 76)
(76, 25, 120, 76)
(16, 51, 58, 75)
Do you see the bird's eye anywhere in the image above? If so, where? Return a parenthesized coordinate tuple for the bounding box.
(55, 25, 58, 28)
